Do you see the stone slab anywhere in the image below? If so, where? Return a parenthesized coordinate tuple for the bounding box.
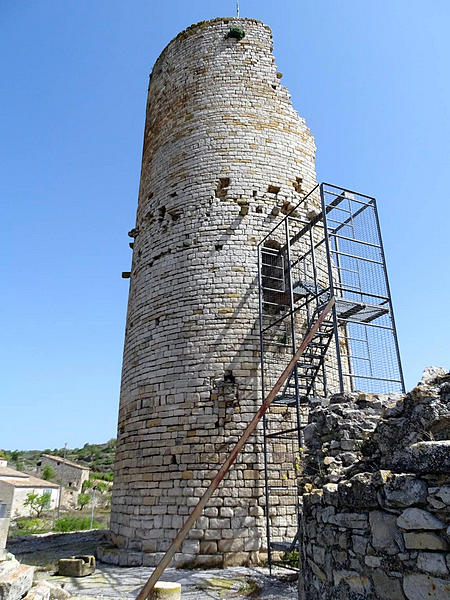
(0, 560, 34, 600)
(403, 573, 450, 600)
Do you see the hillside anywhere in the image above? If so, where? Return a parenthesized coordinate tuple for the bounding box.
(0, 439, 116, 479)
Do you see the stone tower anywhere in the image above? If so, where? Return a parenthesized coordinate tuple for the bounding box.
(107, 17, 319, 568)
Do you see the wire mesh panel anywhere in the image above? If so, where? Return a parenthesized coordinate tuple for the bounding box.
(321, 183, 404, 394)
(257, 182, 404, 571)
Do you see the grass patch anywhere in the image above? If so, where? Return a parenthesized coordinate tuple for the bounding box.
(53, 516, 104, 532)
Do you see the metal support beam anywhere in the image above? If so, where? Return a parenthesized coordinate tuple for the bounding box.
(135, 298, 336, 600)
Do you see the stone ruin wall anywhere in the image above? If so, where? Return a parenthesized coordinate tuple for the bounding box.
(298, 367, 450, 599)
(107, 17, 328, 567)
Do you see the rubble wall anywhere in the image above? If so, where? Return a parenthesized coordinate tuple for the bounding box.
(299, 368, 450, 599)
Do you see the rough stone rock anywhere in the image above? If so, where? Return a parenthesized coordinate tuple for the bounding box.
(434, 485, 450, 505)
(338, 472, 378, 509)
(364, 556, 381, 568)
(372, 569, 406, 600)
(392, 441, 450, 474)
(403, 531, 448, 551)
(417, 552, 449, 576)
(403, 572, 450, 600)
(328, 512, 368, 530)
(0, 560, 34, 600)
(352, 535, 367, 555)
(38, 582, 71, 600)
(420, 367, 448, 386)
(307, 559, 327, 583)
(23, 584, 50, 600)
(397, 508, 444, 530)
(333, 569, 371, 595)
(384, 474, 428, 507)
(369, 510, 403, 555)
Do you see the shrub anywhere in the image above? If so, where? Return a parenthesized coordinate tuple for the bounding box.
(225, 26, 245, 40)
(14, 518, 50, 534)
(91, 472, 113, 482)
(96, 481, 109, 493)
(282, 549, 299, 568)
(42, 465, 55, 481)
(81, 479, 94, 493)
(53, 517, 102, 532)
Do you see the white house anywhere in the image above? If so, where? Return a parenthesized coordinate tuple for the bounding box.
(0, 463, 59, 518)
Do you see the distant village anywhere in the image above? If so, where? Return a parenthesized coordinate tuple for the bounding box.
(0, 441, 114, 532)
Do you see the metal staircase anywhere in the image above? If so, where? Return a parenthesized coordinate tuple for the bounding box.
(258, 182, 405, 572)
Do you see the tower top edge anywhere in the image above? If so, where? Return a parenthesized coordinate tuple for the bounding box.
(151, 17, 272, 74)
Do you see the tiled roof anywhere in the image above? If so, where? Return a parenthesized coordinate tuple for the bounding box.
(41, 454, 90, 471)
(0, 475, 59, 488)
(0, 466, 29, 478)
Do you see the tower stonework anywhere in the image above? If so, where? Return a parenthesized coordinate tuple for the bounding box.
(108, 17, 319, 568)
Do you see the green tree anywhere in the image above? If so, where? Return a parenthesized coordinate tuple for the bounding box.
(24, 492, 51, 517)
(10, 450, 22, 463)
(96, 481, 109, 493)
(77, 493, 91, 510)
(81, 479, 94, 493)
(42, 465, 55, 481)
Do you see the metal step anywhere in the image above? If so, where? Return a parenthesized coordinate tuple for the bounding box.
(270, 541, 299, 552)
(272, 395, 297, 406)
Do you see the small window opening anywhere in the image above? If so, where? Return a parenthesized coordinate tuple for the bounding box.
(224, 371, 235, 384)
(216, 178, 230, 200)
(158, 206, 166, 222)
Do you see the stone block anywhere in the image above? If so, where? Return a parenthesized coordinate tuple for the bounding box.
(192, 554, 223, 568)
(22, 584, 50, 600)
(392, 441, 450, 474)
(352, 534, 368, 555)
(371, 569, 405, 600)
(333, 570, 371, 595)
(364, 555, 381, 568)
(57, 555, 95, 577)
(223, 552, 250, 567)
(403, 573, 450, 600)
(307, 558, 327, 583)
(384, 474, 428, 507)
(417, 552, 448, 576)
(39, 582, 71, 600)
(218, 538, 244, 552)
(397, 508, 444, 531)
(0, 560, 34, 600)
(403, 532, 447, 551)
(96, 546, 119, 565)
(369, 510, 403, 555)
(329, 512, 368, 530)
(434, 485, 450, 505)
(338, 472, 379, 509)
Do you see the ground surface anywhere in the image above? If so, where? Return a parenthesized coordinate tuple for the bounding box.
(36, 564, 298, 599)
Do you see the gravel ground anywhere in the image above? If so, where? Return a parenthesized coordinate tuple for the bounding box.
(38, 564, 298, 599)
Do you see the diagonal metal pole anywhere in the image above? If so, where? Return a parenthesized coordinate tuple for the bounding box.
(136, 297, 336, 600)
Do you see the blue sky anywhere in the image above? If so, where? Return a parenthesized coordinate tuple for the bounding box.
(1, 1, 449, 450)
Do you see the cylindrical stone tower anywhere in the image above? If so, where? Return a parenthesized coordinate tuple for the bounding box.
(108, 17, 319, 568)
